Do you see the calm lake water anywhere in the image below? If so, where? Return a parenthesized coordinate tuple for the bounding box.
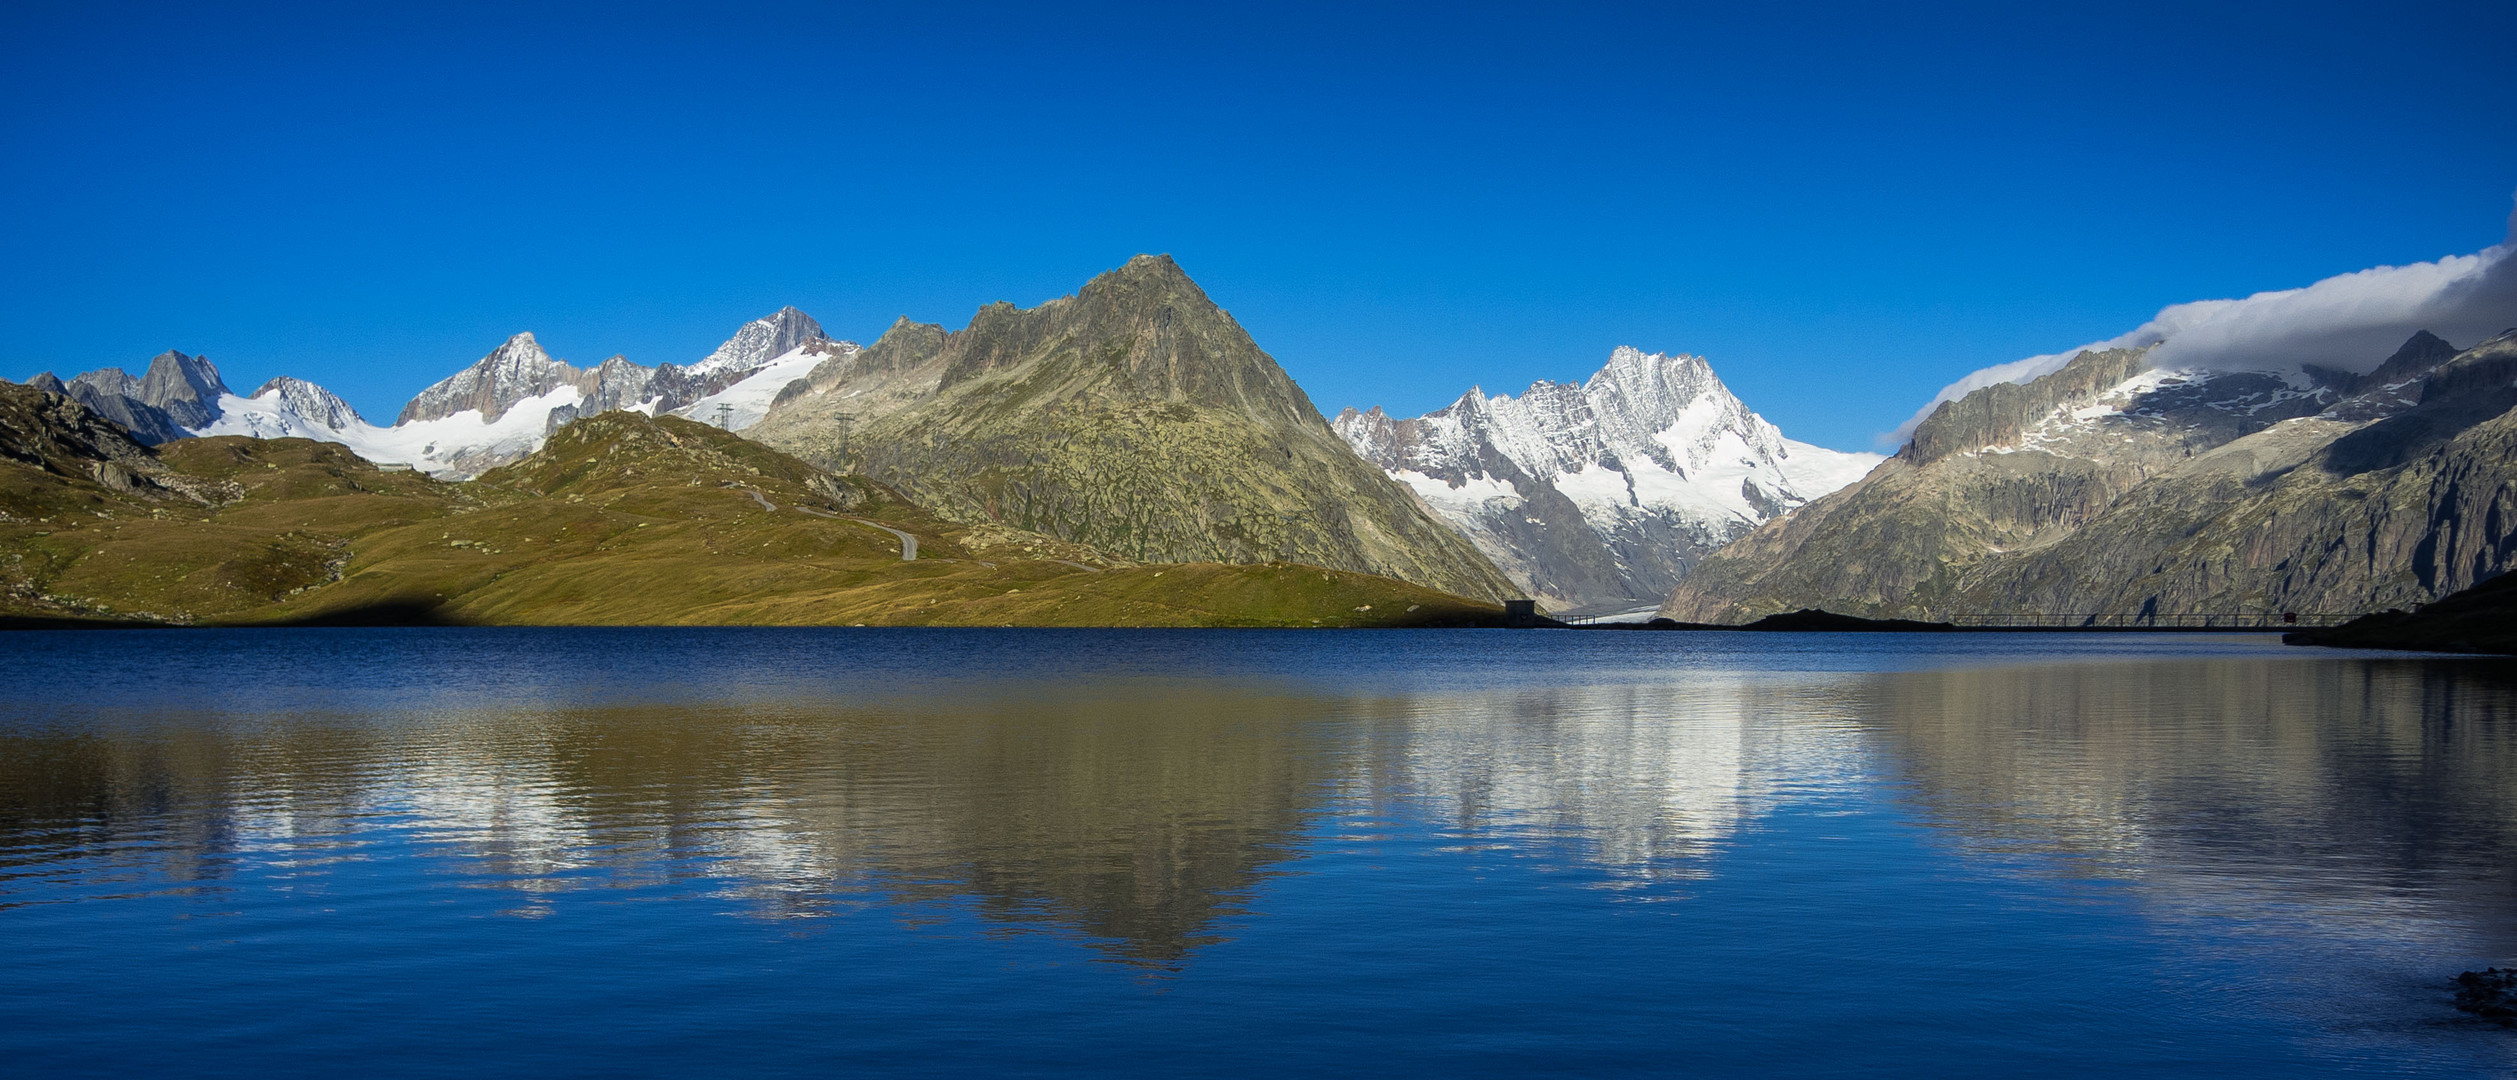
(3, 628, 2515, 1076)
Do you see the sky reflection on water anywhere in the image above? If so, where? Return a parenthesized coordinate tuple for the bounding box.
(2, 629, 2514, 1075)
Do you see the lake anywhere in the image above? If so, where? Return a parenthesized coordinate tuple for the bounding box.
(2, 628, 2514, 1076)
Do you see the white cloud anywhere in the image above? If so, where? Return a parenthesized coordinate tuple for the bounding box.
(1888, 203, 2517, 444)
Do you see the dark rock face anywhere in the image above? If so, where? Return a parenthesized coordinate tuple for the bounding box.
(751, 255, 1518, 602)
(2287, 571, 2517, 655)
(1666, 330, 2510, 623)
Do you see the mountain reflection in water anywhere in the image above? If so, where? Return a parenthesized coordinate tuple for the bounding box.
(1, 687, 1348, 964)
(3, 630, 2515, 1075)
(1856, 659, 2517, 955)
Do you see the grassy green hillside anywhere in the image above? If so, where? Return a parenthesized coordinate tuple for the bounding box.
(0, 388, 1502, 628)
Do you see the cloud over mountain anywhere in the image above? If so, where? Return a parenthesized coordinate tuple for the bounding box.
(1894, 201, 2517, 443)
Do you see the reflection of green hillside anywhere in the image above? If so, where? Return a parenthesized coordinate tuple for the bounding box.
(1852, 660, 2517, 924)
(0, 687, 1337, 965)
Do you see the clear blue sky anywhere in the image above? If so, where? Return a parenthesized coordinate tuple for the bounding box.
(5, 1, 2513, 450)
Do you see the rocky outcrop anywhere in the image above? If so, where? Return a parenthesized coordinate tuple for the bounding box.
(1663, 330, 2514, 623)
(0, 380, 228, 506)
(1, 380, 160, 475)
(1333, 347, 1879, 615)
(750, 255, 1519, 601)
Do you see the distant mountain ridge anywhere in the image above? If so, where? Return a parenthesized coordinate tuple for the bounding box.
(27, 309, 861, 478)
(1334, 346, 1878, 615)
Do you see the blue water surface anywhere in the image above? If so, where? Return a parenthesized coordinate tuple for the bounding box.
(2, 628, 2514, 1076)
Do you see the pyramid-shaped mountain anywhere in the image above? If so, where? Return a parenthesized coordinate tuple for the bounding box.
(749, 254, 1516, 601)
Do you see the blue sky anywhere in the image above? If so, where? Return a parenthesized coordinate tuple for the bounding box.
(4, 1, 2513, 451)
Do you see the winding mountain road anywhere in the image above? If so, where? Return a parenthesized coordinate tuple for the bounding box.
(851, 520, 917, 561)
(739, 487, 916, 560)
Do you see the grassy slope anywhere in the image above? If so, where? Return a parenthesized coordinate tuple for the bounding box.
(0, 406, 1500, 628)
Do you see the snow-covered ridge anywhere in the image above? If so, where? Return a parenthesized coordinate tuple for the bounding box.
(36, 308, 857, 479)
(199, 383, 582, 478)
(1335, 346, 1882, 616)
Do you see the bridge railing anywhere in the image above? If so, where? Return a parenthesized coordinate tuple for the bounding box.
(1557, 611, 2364, 629)
(1942, 612, 2359, 629)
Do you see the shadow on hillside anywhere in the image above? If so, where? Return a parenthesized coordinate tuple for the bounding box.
(0, 599, 472, 631)
(271, 600, 472, 628)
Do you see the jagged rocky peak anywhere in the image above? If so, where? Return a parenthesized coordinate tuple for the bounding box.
(397, 331, 593, 425)
(1333, 346, 1880, 617)
(689, 306, 830, 375)
(250, 376, 364, 430)
(136, 350, 229, 425)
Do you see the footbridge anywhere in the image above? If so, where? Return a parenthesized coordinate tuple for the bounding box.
(1560, 610, 2364, 630)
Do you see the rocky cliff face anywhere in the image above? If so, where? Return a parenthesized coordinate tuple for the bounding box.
(1332, 347, 1879, 615)
(1662, 330, 2515, 622)
(749, 254, 1519, 602)
(32, 351, 230, 444)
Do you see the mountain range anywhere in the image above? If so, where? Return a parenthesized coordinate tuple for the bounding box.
(15, 245, 2511, 629)
(0, 381, 1505, 628)
(30, 307, 858, 480)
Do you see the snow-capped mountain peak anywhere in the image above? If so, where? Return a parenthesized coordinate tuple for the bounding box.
(250, 376, 364, 429)
(396, 331, 593, 426)
(689, 307, 830, 376)
(1334, 346, 1881, 616)
(39, 307, 860, 479)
